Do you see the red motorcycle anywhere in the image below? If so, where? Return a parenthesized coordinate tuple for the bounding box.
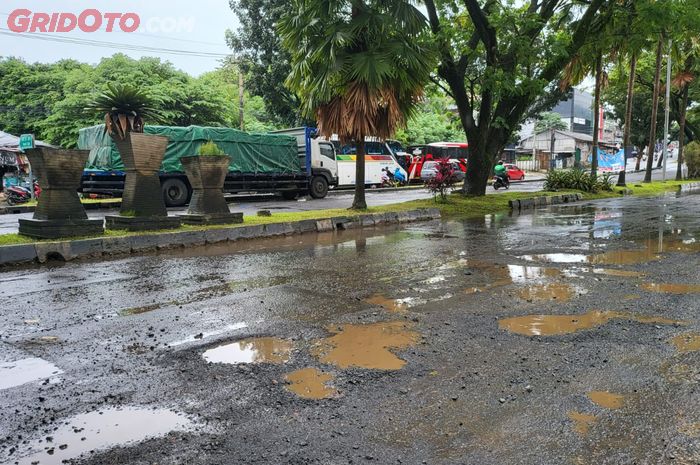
(5, 181, 41, 205)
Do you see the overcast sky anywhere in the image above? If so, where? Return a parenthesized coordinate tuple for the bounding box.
(1, 0, 239, 76)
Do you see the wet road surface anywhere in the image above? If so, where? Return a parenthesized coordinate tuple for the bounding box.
(1, 193, 699, 464)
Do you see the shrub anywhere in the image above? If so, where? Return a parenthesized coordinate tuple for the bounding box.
(685, 141, 700, 179)
(543, 168, 614, 193)
(425, 159, 458, 202)
(199, 140, 225, 156)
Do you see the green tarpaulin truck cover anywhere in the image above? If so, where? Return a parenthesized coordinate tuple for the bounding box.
(78, 125, 302, 174)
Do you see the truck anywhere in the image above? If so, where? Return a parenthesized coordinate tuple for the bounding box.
(78, 125, 335, 206)
(273, 127, 408, 188)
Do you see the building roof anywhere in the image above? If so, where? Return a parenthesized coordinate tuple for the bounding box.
(520, 129, 593, 144)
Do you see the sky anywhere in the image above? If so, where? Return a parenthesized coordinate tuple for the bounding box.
(1, 0, 239, 76)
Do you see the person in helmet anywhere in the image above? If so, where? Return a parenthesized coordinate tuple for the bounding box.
(494, 160, 509, 187)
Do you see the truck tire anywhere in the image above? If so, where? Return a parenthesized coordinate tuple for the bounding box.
(309, 176, 329, 199)
(162, 178, 189, 207)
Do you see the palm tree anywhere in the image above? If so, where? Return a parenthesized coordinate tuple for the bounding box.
(280, 0, 435, 209)
(643, 36, 665, 183)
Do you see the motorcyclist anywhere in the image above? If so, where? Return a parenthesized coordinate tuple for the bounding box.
(494, 160, 509, 187)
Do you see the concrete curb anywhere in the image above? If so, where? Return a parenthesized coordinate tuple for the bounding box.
(0, 200, 122, 215)
(679, 182, 700, 192)
(0, 208, 441, 267)
(508, 193, 583, 211)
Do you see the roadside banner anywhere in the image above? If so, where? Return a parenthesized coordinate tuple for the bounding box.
(588, 147, 625, 173)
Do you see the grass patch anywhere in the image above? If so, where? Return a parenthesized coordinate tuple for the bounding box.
(0, 179, 695, 248)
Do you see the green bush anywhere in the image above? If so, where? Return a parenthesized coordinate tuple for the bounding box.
(543, 169, 614, 193)
(199, 140, 225, 156)
(685, 141, 700, 179)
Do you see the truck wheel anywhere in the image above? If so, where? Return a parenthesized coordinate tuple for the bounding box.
(309, 176, 329, 199)
(162, 178, 189, 207)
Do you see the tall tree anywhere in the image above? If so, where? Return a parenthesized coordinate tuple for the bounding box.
(226, 0, 300, 126)
(281, 0, 435, 209)
(423, 0, 614, 196)
(644, 37, 664, 183)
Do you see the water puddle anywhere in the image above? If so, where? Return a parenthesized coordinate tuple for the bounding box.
(588, 391, 625, 409)
(660, 362, 700, 384)
(168, 322, 248, 347)
(518, 283, 576, 302)
(622, 294, 641, 301)
(521, 253, 589, 264)
(670, 332, 700, 353)
(311, 322, 420, 370)
(522, 249, 660, 266)
(0, 358, 63, 390)
(499, 310, 683, 336)
(203, 337, 293, 365)
(568, 411, 596, 435)
(641, 283, 700, 294)
(589, 268, 645, 278)
(507, 265, 562, 282)
(12, 407, 193, 465)
(365, 294, 407, 313)
(284, 368, 336, 399)
(119, 303, 163, 316)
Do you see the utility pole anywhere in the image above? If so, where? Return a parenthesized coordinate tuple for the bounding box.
(238, 68, 245, 131)
(662, 39, 671, 182)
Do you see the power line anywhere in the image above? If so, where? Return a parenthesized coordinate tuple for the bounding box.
(0, 28, 231, 58)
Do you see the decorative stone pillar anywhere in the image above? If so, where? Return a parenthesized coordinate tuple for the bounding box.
(105, 132, 181, 231)
(179, 155, 242, 225)
(18, 148, 104, 239)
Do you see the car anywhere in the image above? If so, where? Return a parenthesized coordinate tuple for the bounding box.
(420, 160, 466, 183)
(505, 164, 525, 181)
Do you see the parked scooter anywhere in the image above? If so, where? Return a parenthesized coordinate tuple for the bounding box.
(493, 175, 510, 190)
(5, 181, 41, 205)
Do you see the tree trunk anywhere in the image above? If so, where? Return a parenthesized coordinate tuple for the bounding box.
(617, 52, 637, 187)
(591, 52, 603, 177)
(351, 141, 367, 210)
(676, 84, 689, 181)
(461, 142, 491, 196)
(644, 38, 664, 183)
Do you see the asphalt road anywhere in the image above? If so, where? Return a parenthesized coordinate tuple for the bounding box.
(1, 192, 699, 464)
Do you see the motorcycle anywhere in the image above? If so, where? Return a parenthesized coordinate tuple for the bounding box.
(5, 181, 41, 205)
(493, 175, 510, 190)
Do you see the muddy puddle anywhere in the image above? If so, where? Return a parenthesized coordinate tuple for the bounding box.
(522, 249, 660, 266)
(518, 282, 577, 302)
(670, 332, 700, 353)
(569, 411, 596, 435)
(365, 294, 408, 313)
(119, 303, 164, 316)
(284, 368, 336, 399)
(499, 310, 682, 336)
(641, 283, 700, 294)
(203, 337, 293, 365)
(679, 423, 700, 438)
(588, 391, 625, 409)
(311, 321, 420, 370)
(0, 358, 62, 390)
(12, 407, 193, 465)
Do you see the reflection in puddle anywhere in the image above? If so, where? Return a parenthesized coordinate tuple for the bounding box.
(522, 248, 661, 266)
(499, 310, 682, 336)
(507, 265, 561, 282)
(311, 322, 420, 370)
(588, 391, 625, 409)
(641, 283, 700, 294)
(521, 253, 589, 264)
(518, 283, 576, 302)
(568, 411, 596, 435)
(365, 294, 407, 313)
(203, 337, 293, 364)
(13, 407, 193, 465)
(589, 268, 644, 278)
(0, 358, 63, 390)
(284, 368, 336, 399)
(670, 332, 700, 353)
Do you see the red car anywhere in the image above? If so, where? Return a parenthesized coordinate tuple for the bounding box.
(505, 164, 525, 181)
